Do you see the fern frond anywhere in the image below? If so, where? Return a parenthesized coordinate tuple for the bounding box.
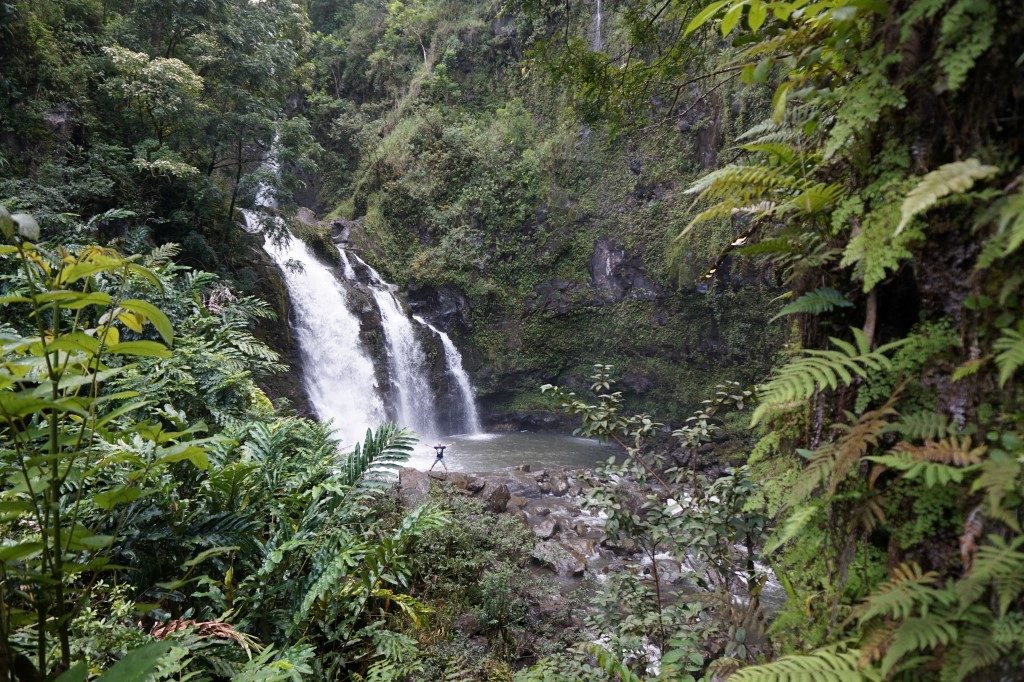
(728, 646, 870, 681)
(880, 615, 957, 675)
(441, 654, 476, 682)
(993, 326, 1024, 386)
(947, 624, 1002, 681)
(771, 287, 853, 322)
(340, 424, 417, 500)
(893, 437, 986, 466)
(866, 453, 974, 487)
(857, 563, 945, 623)
(765, 502, 822, 554)
(893, 410, 958, 440)
(956, 535, 1024, 614)
(821, 404, 899, 494)
(751, 329, 905, 425)
(971, 452, 1022, 527)
(897, 159, 999, 234)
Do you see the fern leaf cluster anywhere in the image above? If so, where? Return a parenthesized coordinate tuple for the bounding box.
(751, 329, 904, 425)
(771, 287, 853, 322)
(897, 159, 999, 233)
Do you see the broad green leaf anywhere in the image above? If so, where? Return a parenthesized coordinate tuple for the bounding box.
(97, 641, 173, 682)
(721, 2, 745, 35)
(54, 663, 87, 682)
(120, 299, 174, 344)
(684, 0, 731, 35)
(107, 340, 171, 358)
(182, 545, 239, 569)
(92, 485, 147, 510)
(748, 0, 768, 30)
(0, 541, 44, 562)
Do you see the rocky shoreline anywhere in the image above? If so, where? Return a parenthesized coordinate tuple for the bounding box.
(398, 466, 683, 586)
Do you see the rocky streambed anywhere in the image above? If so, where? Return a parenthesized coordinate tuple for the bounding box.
(398, 466, 685, 587)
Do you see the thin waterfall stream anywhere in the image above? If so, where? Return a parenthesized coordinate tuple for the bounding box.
(339, 249, 440, 438)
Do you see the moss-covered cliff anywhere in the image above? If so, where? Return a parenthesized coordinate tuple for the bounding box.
(304, 1, 781, 423)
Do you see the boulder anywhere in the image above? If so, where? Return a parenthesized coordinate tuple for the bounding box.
(506, 495, 528, 511)
(532, 517, 560, 539)
(466, 478, 486, 494)
(399, 468, 431, 508)
(454, 612, 482, 637)
(532, 540, 586, 577)
(559, 532, 598, 558)
(480, 481, 510, 513)
(447, 473, 470, 490)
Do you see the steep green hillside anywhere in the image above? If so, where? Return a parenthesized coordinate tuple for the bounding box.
(304, 0, 781, 422)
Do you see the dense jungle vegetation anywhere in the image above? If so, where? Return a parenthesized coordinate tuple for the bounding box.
(2, 0, 1024, 679)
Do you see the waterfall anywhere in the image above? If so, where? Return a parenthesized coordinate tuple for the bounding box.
(591, 0, 603, 51)
(248, 211, 386, 445)
(340, 251, 440, 438)
(414, 315, 481, 434)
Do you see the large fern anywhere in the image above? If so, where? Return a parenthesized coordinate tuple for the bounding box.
(751, 329, 906, 425)
(728, 645, 871, 681)
(896, 159, 999, 233)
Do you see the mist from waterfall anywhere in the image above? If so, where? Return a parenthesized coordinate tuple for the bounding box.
(249, 211, 386, 445)
(415, 315, 481, 434)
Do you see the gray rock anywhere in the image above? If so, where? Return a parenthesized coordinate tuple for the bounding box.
(532, 540, 586, 577)
(516, 464, 531, 473)
(532, 517, 560, 539)
(480, 482, 510, 513)
(466, 478, 486, 494)
(399, 468, 431, 508)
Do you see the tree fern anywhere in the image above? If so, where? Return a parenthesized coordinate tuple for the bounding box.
(896, 159, 999, 234)
(771, 287, 853, 322)
(728, 646, 870, 681)
(751, 329, 906, 425)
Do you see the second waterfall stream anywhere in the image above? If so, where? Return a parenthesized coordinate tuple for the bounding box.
(245, 209, 481, 443)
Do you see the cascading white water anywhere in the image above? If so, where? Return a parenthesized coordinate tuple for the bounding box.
(591, 0, 603, 51)
(414, 315, 481, 434)
(340, 250, 440, 438)
(249, 210, 386, 445)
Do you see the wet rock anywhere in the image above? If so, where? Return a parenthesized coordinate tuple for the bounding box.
(399, 468, 431, 508)
(516, 464, 531, 473)
(588, 237, 663, 304)
(466, 477, 486, 494)
(532, 518, 560, 539)
(559, 532, 598, 558)
(480, 482, 511, 513)
(506, 495, 528, 510)
(532, 540, 586, 577)
(534, 506, 551, 517)
(540, 472, 570, 496)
